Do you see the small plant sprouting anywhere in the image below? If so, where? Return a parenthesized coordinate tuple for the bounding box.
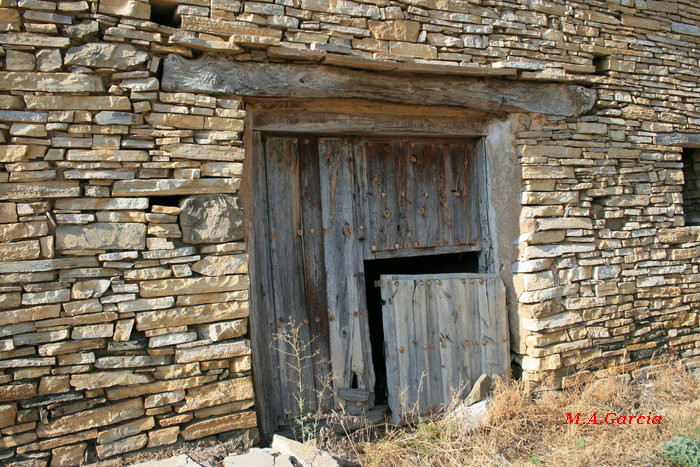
(273, 320, 333, 445)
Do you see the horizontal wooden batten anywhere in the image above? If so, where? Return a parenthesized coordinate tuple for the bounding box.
(252, 111, 488, 137)
(369, 244, 481, 260)
(162, 54, 596, 117)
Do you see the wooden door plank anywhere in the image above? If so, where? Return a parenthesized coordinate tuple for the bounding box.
(380, 278, 401, 423)
(395, 141, 413, 250)
(362, 138, 480, 254)
(410, 279, 430, 415)
(425, 278, 444, 412)
(298, 136, 334, 409)
(265, 136, 317, 421)
(248, 131, 280, 437)
(351, 139, 370, 256)
(435, 278, 455, 403)
(475, 139, 493, 273)
(366, 140, 399, 252)
(454, 277, 477, 397)
(480, 278, 509, 377)
(410, 142, 440, 249)
(393, 279, 412, 421)
(438, 144, 455, 247)
(448, 142, 474, 246)
(319, 137, 375, 402)
(494, 278, 511, 376)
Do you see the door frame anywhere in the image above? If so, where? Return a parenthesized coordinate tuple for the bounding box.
(242, 99, 504, 437)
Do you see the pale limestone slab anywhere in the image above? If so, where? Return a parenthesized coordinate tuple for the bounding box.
(56, 223, 146, 251)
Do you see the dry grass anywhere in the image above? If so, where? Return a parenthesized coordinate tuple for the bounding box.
(345, 362, 699, 466)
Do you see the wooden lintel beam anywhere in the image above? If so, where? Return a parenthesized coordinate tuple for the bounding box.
(162, 54, 596, 117)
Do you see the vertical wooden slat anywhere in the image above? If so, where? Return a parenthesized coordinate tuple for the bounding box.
(479, 278, 509, 376)
(298, 136, 333, 410)
(458, 279, 475, 395)
(351, 139, 369, 246)
(380, 278, 401, 423)
(475, 138, 493, 273)
(438, 144, 455, 247)
(410, 279, 429, 415)
(425, 279, 443, 411)
(249, 131, 280, 437)
(396, 141, 413, 249)
(319, 137, 375, 401)
(265, 137, 318, 421)
(435, 278, 456, 403)
(495, 279, 511, 376)
(367, 140, 399, 252)
(411, 142, 440, 248)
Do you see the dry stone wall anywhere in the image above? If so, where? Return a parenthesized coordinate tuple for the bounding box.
(0, 0, 698, 464)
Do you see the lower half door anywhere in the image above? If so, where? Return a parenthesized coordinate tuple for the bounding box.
(380, 273, 509, 423)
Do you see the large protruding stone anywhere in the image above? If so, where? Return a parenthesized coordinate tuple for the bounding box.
(64, 43, 149, 70)
(179, 195, 243, 244)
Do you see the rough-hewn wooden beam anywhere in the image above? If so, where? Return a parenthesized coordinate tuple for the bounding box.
(161, 54, 596, 117)
(657, 133, 700, 147)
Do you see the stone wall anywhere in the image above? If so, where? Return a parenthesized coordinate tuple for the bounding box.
(0, 0, 699, 464)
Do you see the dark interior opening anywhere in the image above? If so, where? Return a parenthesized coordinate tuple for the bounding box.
(363, 251, 480, 404)
(683, 147, 700, 226)
(150, 1, 180, 28)
(592, 55, 610, 76)
(150, 195, 183, 207)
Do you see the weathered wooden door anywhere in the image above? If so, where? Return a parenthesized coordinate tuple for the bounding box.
(380, 273, 508, 423)
(250, 135, 333, 435)
(250, 132, 497, 434)
(250, 134, 375, 435)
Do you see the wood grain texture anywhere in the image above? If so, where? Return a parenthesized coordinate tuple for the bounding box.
(264, 137, 318, 422)
(162, 54, 596, 116)
(252, 111, 488, 137)
(381, 273, 509, 424)
(248, 131, 280, 437)
(318, 138, 376, 399)
(298, 137, 334, 410)
(363, 138, 480, 254)
(249, 135, 335, 435)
